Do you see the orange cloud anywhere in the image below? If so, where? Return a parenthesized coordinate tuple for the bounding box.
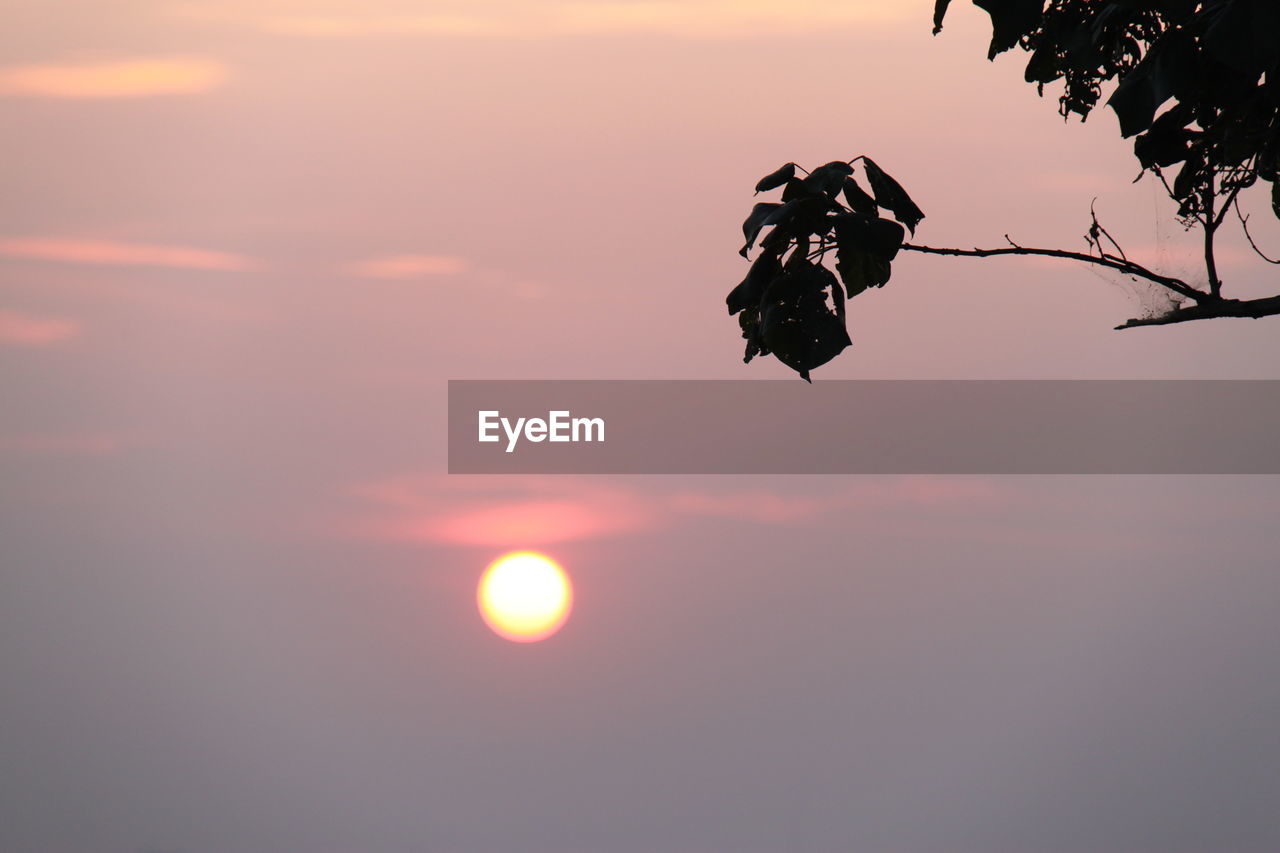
(0, 238, 253, 271)
(0, 309, 80, 346)
(263, 14, 507, 37)
(341, 474, 1003, 549)
(349, 254, 469, 279)
(187, 0, 907, 39)
(0, 58, 228, 98)
(346, 475, 655, 547)
(396, 499, 645, 547)
(551, 0, 907, 37)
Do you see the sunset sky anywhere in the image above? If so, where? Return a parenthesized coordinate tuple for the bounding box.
(3, 2, 1280, 853)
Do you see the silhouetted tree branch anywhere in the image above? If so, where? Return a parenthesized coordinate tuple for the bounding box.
(1235, 200, 1280, 265)
(898, 240, 1203, 302)
(1115, 295, 1280, 328)
(724, 1, 1280, 379)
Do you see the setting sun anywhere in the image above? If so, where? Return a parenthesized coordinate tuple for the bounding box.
(477, 551, 573, 642)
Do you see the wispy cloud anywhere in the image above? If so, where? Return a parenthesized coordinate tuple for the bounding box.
(340, 475, 1003, 547)
(348, 475, 654, 547)
(0, 309, 80, 347)
(0, 57, 228, 98)
(181, 0, 909, 40)
(669, 478, 1003, 523)
(348, 254, 470, 280)
(549, 0, 908, 37)
(0, 238, 254, 271)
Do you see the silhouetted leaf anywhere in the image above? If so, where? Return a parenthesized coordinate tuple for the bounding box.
(760, 223, 794, 253)
(791, 233, 812, 264)
(1024, 38, 1060, 84)
(1106, 28, 1196, 138)
(768, 195, 840, 239)
(1134, 131, 1190, 169)
(1173, 154, 1202, 201)
(803, 161, 855, 196)
(1202, 0, 1280, 76)
(933, 0, 953, 35)
(1134, 104, 1197, 168)
(763, 200, 802, 227)
(782, 178, 820, 202)
(759, 262, 851, 381)
(829, 263, 847, 321)
(746, 199, 809, 254)
(841, 177, 879, 215)
(1260, 151, 1277, 183)
(835, 249, 892, 299)
(862, 158, 925, 235)
(833, 216, 895, 298)
(868, 218, 906, 260)
(741, 202, 782, 257)
(754, 163, 797, 194)
(973, 0, 1044, 59)
(726, 250, 782, 315)
(834, 213, 906, 262)
(1273, 179, 1280, 221)
(741, 308, 764, 363)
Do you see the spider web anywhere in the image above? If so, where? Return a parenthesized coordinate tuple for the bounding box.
(1091, 182, 1200, 320)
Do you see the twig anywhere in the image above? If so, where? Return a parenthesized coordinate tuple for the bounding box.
(1233, 198, 1280, 265)
(1088, 200, 1128, 261)
(900, 241, 1206, 301)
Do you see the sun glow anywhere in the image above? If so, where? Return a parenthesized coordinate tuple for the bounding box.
(477, 551, 573, 642)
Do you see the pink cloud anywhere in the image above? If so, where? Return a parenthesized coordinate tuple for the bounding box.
(0, 58, 227, 98)
(201, 1, 910, 39)
(0, 309, 80, 346)
(0, 238, 254, 271)
(348, 254, 470, 279)
(340, 474, 1004, 548)
(389, 499, 645, 547)
(346, 475, 654, 547)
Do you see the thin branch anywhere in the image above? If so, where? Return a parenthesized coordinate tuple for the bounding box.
(900, 241, 1207, 301)
(806, 237, 836, 262)
(1214, 180, 1245, 230)
(1088, 200, 1127, 261)
(1233, 198, 1280, 265)
(1214, 153, 1256, 229)
(1115, 295, 1280, 329)
(1154, 167, 1179, 205)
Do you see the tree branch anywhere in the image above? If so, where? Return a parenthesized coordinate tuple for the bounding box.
(1233, 198, 1280, 265)
(1115, 295, 1280, 329)
(900, 241, 1206, 301)
(1203, 173, 1223, 297)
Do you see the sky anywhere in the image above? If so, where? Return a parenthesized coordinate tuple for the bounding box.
(2, 2, 1280, 853)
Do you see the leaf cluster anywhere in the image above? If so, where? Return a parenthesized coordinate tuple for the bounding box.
(727, 159, 925, 380)
(936, 0, 1280, 222)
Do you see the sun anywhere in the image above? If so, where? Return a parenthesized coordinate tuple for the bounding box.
(477, 551, 573, 643)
